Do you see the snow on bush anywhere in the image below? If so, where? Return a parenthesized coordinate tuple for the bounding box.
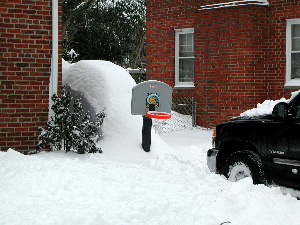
(36, 85, 106, 154)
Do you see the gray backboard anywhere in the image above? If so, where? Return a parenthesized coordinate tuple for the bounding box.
(131, 80, 172, 115)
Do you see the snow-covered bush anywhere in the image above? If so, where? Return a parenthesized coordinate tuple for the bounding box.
(63, 49, 79, 63)
(34, 86, 106, 154)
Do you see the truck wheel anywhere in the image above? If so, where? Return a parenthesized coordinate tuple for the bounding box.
(223, 150, 265, 184)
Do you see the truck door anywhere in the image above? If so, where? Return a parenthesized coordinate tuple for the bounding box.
(270, 96, 300, 189)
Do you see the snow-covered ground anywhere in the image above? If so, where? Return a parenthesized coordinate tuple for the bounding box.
(1, 60, 300, 225)
(1, 128, 300, 225)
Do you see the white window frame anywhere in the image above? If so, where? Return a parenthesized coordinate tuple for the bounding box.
(175, 28, 195, 88)
(285, 19, 300, 88)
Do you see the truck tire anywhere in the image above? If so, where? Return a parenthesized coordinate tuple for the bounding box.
(223, 150, 266, 184)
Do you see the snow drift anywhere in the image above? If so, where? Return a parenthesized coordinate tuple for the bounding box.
(1, 60, 300, 225)
(240, 90, 300, 117)
(63, 60, 172, 162)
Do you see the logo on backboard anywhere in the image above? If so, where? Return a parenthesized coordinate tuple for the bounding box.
(146, 93, 159, 108)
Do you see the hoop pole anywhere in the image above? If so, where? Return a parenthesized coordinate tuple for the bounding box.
(142, 116, 152, 152)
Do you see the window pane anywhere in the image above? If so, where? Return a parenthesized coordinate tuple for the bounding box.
(180, 51, 194, 57)
(179, 58, 194, 82)
(292, 38, 300, 51)
(292, 53, 300, 79)
(292, 24, 300, 37)
(292, 24, 300, 51)
(179, 33, 194, 57)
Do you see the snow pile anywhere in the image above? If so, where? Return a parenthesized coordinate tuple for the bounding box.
(62, 58, 73, 74)
(240, 90, 300, 117)
(240, 98, 287, 117)
(63, 60, 173, 162)
(1, 60, 300, 225)
(1, 132, 300, 225)
(153, 111, 193, 134)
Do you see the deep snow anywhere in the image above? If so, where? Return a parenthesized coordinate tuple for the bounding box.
(1, 60, 300, 225)
(62, 60, 174, 162)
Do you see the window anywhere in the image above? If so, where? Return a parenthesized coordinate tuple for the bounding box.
(286, 19, 300, 88)
(175, 28, 194, 87)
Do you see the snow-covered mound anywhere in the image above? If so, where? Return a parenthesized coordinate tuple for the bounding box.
(62, 58, 73, 74)
(153, 111, 193, 134)
(1, 133, 300, 225)
(63, 60, 173, 162)
(240, 90, 300, 117)
(1, 61, 300, 225)
(240, 99, 287, 117)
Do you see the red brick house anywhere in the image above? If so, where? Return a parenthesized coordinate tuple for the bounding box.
(146, 0, 300, 127)
(0, 0, 62, 153)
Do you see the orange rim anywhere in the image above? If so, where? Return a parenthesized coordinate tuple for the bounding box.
(146, 111, 171, 119)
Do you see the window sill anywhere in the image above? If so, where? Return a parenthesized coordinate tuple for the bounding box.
(284, 79, 300, 89)
(174, 84, 195, 90)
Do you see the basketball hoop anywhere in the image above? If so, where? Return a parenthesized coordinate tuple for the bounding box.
(146, 111, 171, 119)
(131, 80, 172, 152)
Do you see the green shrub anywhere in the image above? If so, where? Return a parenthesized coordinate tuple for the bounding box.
(34, 86, 106, 154)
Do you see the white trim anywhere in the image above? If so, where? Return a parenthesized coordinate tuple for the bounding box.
(199, 0, 269, 10)
(284, 79, 300, 89)
(49, 0, 59, 117)
(174, 28, 194, 33)
(285, 18, 300, 88)
(175, 28, 195, 87)
(174, 84, 195, 89)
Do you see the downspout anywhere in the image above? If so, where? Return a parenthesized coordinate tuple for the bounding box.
(49, 0, 59, 117)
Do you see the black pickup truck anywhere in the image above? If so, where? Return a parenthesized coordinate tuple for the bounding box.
(207, 91, 300, 189)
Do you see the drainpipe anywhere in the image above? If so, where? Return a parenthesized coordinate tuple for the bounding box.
(49, 0, 59, 118)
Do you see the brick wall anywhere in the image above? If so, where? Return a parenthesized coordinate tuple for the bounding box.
(146, 0, 300, 128)
(195, 5, 270, 127)
(0, 0, 62, 153)
(146, 0, 199, 87)
(267, 0, 300, 98)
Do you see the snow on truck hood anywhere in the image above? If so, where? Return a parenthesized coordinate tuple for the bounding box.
(240, 90, 300, 118)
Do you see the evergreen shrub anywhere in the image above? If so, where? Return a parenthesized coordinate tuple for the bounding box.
(34, 85, 106, 154)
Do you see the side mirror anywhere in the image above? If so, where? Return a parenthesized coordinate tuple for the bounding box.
(272, 102, 288, 117)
